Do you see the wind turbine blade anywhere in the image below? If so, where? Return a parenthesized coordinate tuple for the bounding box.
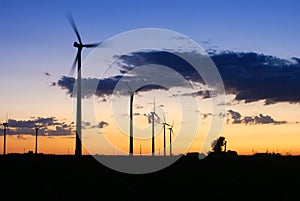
(68, 52, 79, 76)
(153, 98, 156, 113)
(84, 42, 102, 48)
(148, 114, 152, 124)
(66, 13, 83, 44)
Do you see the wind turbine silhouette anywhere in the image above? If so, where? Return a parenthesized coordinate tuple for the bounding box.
(161, 114, 171, 157)
(2, 114, 8, 155)
(126, 83, 135, 156)
(66, 13, 102, 156)
(168, 122, 175, 156)
(34, 123, 43, 155)
(150, 99, 160, 156)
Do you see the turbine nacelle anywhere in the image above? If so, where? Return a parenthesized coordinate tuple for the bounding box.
(73, 42, 82, 48)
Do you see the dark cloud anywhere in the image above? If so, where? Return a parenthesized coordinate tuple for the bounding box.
(183, 90, 211, 98)
(54, 50, 300, 104)
(117, 51, 202, 83)
(80, 121, 109, 129)
(97, 121, 109, 128)
(2, 117, 73, 136)
(227, 110, 242, 124)
(227, 110, 287, 125)
(212, 51, 300, 104)
(201, 113, 212, 119)
(56, 75, 166, 98)
(8, 117, 61, 128)
(54, 50, 202, 98)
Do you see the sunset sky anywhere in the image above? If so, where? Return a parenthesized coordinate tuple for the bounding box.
(0, 0, 300, 156)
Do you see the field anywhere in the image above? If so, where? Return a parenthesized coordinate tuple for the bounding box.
(0, 153, 299, 201)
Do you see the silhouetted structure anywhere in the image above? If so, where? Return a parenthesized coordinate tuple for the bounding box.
(129, 91, 134, 156)
(168, 124, 174, 156)
(2, 122, 8, 155)
(150, 100, 159, 156)
(34, 124, 41, 155)
(126, 84, 134, 156)
(162, 117, 171, 156)
(66, 13, 101, 156)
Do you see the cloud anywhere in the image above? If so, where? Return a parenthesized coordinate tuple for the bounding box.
(54, 50, 203, 98)
(80, 121, 109, 129)
(97, 121, 109, 128)
(54, 50, 300, 104)
(183, 90, 211, 98)
(201, 113, 212, 119)
(212, 51, 300, 104)
(227, 110, 287, 125)
(227, 110, 242, 124)
(135, 105, 143, 109)
(2, 117, 74, 136)
(56, 75, 166, 98)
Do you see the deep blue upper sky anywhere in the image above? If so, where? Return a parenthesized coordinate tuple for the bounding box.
(1, 0, 299, 61)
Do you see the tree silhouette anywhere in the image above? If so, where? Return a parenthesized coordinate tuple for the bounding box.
(211, 136, 226, 153)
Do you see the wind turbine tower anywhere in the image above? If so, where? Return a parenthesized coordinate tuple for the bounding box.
(162, 115, 170, 157)
(34, 124, 42, 155)
(126, 83, 135, 156)
(2, 116, 8, 155)
(168, 123, 174, 156)
(150, 99, 160, 156)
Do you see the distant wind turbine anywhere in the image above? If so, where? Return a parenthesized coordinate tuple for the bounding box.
(66, 13, 102, 156)
(168, 122, 175, 156)
(150, 99, 160, 156)
(34, 123, 43, 155)
(2, 114, 8, 155)
(161, 114, 171, 157)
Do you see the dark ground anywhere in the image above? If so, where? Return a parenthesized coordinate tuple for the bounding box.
(0, 153, 299, 201)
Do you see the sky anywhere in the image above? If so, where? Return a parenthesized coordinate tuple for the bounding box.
(0, 0, 300, 156)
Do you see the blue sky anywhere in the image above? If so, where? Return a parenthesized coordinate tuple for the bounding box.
(1, 0, 299, 62)
(1, 0, 299, 117)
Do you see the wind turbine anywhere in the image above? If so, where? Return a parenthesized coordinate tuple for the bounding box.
(34, 123, 43, 155)
(161, 114, 171, 156)
(150, 99, 160, 156)
(2, 114, 8, 155)
(66, 13, 102, 156)
(126, 83, 135, 156)
(168, 122, 175, 156)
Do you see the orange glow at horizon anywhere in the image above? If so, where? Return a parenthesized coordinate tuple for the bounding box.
(2, 121, 300, 156)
